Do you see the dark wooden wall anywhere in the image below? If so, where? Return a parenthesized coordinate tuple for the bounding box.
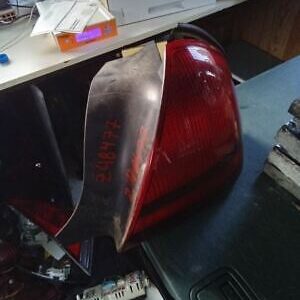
(236, 0, 300, 60)
(196, 0, 300, 61)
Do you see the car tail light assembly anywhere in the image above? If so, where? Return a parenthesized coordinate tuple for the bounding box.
(1, 25, 242, 258)
(54, 25, 242, 250)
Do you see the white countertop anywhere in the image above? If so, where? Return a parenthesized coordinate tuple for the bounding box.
(0, 0, 246, 91)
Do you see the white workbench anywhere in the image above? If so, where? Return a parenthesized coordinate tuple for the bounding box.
(0, 0, 246, 91)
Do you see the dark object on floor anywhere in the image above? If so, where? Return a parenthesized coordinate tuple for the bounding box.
(0, 204, 20, 244)
(0, 242, 18, 274)
(0, 274, 24, 300)
(226, 40, 282, 81)
(17, 281, 63, 300)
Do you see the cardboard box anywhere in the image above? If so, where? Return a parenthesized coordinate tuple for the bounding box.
(54, 3, 117, 52)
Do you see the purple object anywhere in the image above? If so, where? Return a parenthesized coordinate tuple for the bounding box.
(75, 28, 102, 43)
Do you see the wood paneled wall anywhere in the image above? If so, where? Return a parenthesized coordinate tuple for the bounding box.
(236, 0, 300, 60)
(195, 0, 300, 61)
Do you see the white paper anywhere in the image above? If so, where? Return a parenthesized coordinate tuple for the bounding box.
(56, 1, 98, 33)
(31, 1, 75, 36)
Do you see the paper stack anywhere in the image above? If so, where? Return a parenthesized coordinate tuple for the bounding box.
(31, 0, 99, 36)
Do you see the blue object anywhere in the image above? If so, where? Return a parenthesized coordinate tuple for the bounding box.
(102, 280, 117, 292)
(0, 53, 9, 64)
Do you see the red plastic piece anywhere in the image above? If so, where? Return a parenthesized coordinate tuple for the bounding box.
(8, 198, 71, 236)
(7, 198, 80, 259)
(125, 39, 242, 241)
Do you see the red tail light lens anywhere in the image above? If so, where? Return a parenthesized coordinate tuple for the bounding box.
(123, 39, 242, 244)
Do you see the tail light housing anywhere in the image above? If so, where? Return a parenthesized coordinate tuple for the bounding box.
(2, 26, 242, 253)
(56, 36, 242, 250)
